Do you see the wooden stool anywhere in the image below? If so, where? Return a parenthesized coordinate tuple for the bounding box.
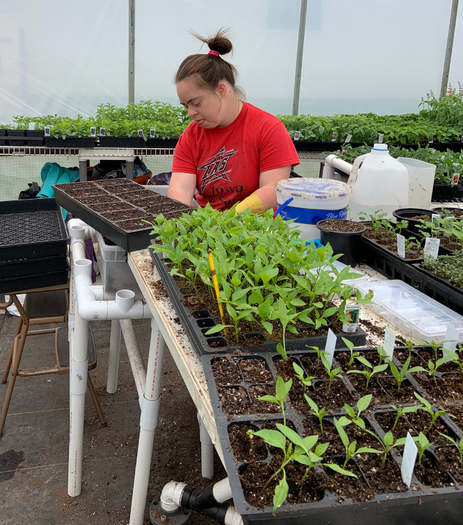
(0, 283, 105, 437)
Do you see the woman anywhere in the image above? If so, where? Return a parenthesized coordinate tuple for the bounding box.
(168, 29, 300, 214)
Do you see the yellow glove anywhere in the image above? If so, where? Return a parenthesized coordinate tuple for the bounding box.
(234, 193, 265, 215)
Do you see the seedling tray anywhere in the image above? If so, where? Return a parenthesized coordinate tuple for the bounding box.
(202, 346, 463, 524)
(151, 250, 366, 355)
(0, 254, 68, 279)
(0, 270, 68, 294)
(53, 180, 191, 251)
(0, 199, 68, 261)
(360, 232, 424, 264)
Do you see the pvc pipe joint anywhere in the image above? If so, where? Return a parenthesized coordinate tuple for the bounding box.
(160, 481, 187, 514)
(116, 289, 135, 312)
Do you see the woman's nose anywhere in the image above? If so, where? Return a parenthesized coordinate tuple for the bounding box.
(188, 106, 197, 118)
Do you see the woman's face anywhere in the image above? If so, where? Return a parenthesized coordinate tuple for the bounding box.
(176, 75, 225, 128)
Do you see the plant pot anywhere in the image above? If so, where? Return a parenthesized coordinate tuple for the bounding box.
(317, 219, 366, 267)
(392, 208, 432, 234)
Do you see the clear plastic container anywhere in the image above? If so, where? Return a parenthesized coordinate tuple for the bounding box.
(94, 231, 141, 299)
(352, 279, 463, 343)
(397, 157, 436, 210)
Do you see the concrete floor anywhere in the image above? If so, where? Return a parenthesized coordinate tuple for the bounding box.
(0, 307, 225, 524)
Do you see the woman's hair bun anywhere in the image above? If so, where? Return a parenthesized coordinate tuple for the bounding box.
(194, 27, 232, 56)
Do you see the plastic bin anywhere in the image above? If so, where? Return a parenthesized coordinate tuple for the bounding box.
(352, 279, 463, 343)
(93, 231, 141, 299)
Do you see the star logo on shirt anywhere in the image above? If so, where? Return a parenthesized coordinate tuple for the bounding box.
(199, 146, 237, 193)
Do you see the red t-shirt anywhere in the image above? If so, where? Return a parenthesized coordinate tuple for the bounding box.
(172, 102, 300, 210)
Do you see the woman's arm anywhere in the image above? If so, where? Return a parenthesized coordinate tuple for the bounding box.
(168, 172, 197, 206)
(235, 165, 291, 214)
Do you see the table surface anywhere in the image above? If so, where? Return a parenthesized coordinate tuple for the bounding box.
(127, 249, 224, 463)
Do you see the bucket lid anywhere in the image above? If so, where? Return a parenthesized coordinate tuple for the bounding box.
(276, 178, 349, 200)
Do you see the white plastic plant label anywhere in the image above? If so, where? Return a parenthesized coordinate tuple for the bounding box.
(138, 129, 144, 137)
(432, 213, 441, 224)
(452, 173, 460, 185)
(324, 328, 337, 369)
(90, 127, 96, 137)
(44, 126, 50, 136)
(401, 432, 418, 488)
(443, 324, 458, 359)
(293, 130, 301, 141)
(396, 234, 405, 259)
(342, 305, 360, 333)
(99, 127, 106, 136)
(424, 237, 440, 260)
(378, 133, 384, 143)
(345, 134, 352, 144)
(150, 128, 156, 138)
(383, 327, 396, 361)
(331, 131, 338, 142)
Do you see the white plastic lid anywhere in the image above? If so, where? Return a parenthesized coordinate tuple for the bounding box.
(276, 178, 349, 200)
(373, 143, 388, 151)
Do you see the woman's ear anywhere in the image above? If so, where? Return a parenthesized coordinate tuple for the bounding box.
(216, 80, 228, 98)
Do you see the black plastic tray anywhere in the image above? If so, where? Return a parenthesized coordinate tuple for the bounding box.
(0, 270, 68, 294)
(360, 232, 424, 263)
(53, 180, 191, 251)
(0, 199, 68, 261)
(0, 254, 68, 278)
(432, 183, 463, 202)
(202, 346, 463, 524)
(151, 250, 366, 355)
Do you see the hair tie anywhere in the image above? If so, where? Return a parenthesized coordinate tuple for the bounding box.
(208, 50, 220, 56)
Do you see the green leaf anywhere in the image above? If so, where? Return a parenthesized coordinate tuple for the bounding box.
(276, 376, 292, 404)
(204, 324, 226, 335)
(324, 463, 358, 478)
(273, 472, 288, 511)
(252, 429, 286, 451)
(357, 394, 373, 413)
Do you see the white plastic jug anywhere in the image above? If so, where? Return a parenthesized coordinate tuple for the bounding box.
(275, 178, 350, 240)
(347, 144, 409, 220)
(397, 157, 436, 210)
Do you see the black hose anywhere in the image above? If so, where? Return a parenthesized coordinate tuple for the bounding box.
(179, 484, 230, 524)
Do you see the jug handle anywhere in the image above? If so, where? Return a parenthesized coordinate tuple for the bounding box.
(347, 153, 369, 189)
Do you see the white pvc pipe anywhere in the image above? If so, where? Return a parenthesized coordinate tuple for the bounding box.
(198, 412, 214, 480)
(224, 506, 244, 525)
(129, 320, 165, 525)
(212, 477, 233, 504)
(106, 319, 121, 394)
(322, 154, 353, 179)
(68, 307, 88, 497)
(159, 480, 187, 514)
(73, 258, 150, 320)
(120, 319, 146, 401)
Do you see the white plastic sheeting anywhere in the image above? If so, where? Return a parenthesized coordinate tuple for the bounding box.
(1, 0, 462, 123)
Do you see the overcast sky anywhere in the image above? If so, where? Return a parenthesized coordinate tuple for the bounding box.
(1, 0, 462, 122)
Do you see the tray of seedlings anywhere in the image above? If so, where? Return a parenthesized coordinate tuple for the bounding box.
(149, 205, 368, 356)
(201, 341, 463, 524)
(53, 179, 192, 251)
(0, 199, 68, 293)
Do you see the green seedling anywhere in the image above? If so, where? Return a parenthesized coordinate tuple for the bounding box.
(437, 431, 463, 468)
(304, 393, 326, 433)
(389, 404, 422, 432)
(369, 430, 406, 468)
(413, 432, 433, 465)
(347, 355, 388, 389)
(427, 352, 458, 385)
(259, 376, 292, 426)
(292, 362, 315, 393)
(334, 417, 381, 467)
(339, 394, 373, 429)
(414, 392, 455, 431)
(320, 353, 343, 391)
(341, 337, 359, 367)
(247, 423, 356, 510)
(389, 355, 425, 392)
